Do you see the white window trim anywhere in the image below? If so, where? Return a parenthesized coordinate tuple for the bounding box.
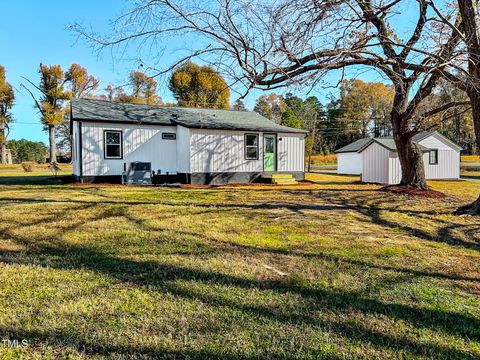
(429, 149, 438, 165)
(104, 130, 123, 159)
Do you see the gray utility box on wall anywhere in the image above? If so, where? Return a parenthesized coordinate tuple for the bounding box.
(122, 162, 152, 185)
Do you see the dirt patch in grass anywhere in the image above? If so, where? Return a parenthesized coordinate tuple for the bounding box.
(179, 184, 212, 189)
(180, 181, 313, 189)
(381, 185, 447, 199)
(70, 182, 127, 187)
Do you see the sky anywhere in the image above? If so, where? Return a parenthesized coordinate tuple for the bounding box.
(0, 1, 419, 144)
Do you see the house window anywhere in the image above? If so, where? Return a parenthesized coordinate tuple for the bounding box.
(429, 149, 438, 165)
(162, 133, 176, 140)
(245, 134, 259, 160)
(104, 130, 122, 159)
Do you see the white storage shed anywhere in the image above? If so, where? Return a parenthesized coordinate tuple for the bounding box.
(358, 132, 461, 184)
(335, 138, 372, 175)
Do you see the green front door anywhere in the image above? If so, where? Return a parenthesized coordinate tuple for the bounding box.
(263, 134, 277, 171)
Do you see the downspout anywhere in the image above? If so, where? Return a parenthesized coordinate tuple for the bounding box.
(79, 121, 83, 181)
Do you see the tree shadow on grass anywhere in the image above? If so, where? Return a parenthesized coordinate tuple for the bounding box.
(0, 194, 480, 358)
(0, 175, 72, 186)
(0, 242, 478, 359)
(0, 326, 298, 360)
(307, 190, 480, 252)
(0, 190, 478, 256)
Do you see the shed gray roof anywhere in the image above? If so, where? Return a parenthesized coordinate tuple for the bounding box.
(71, 99, 307, 134)
(335, 138, 372, 153)
(336, 135, 432, 154)
(412, 131, 433, 142)
(363, 138, 429, 152)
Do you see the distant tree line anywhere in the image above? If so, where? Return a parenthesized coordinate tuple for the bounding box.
(8, 139, 48, 163)
(251, 80, 477, 156)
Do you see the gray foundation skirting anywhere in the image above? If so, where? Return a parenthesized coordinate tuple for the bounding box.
(76, 172, 305, 185)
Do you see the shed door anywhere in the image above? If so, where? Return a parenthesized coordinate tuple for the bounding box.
(263, 134, 277, 171)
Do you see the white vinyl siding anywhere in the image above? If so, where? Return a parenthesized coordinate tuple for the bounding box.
(190, 129, 264, 173)
(417, 134, 456, 150)
(189, 129, 305, 173)
(359, 134, 461, 185)
(388, 153, 402, 184)
(337, 152, 363, 175)
(80, 122, 178, 176)
(75, 122, 306, 178)
(385, 150, 460, 185)
(176, 126, 190, 173)
(417, 134, 460, 180)
(277, 133, 305, 172)
(362, 142, 390, 184)
(423, 150, 460, 180)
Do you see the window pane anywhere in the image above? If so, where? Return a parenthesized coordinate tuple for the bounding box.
(106, 132, 120, 144)
(430, 150, 437, 164)
(265, 137, 274, 153)
(246, 147, 258, 159)
(246, 134, 258, 146)
(106, 145, 121, 158)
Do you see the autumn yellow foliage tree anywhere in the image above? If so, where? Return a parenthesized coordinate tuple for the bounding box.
(169, 62, 230, 109)
(253, 93, 286, 124)
(65, 64, 99, 99)
(103, 71, 162, 105)
(339, 79, 393, 140)
(58, 64, 100, 155)
(23, 64, 70, 163)
(130, 71, 161, 105)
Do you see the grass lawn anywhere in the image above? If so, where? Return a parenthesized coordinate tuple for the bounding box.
(0, 173, 479, 359)
(462, 171, 480, 181)
(461, 155, 480, 163)
(307, 154, 337, 166)
(0, 164, 73, 186)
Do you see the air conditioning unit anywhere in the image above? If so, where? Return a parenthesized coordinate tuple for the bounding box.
(122, 162, 152, 185)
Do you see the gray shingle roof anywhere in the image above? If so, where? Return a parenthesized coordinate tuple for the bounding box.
(334, 138, 372, 153)
(370, 138, 397, 151)
(71, 99, 307, 134)
(361, 137, 430, 152)
(336, 136, 431, 153)
(412, 131, 433, 142)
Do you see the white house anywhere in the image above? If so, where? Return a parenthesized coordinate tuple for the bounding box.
(336, 132, 461, 184)
(335, 138, 371, 174)
(71, 99, 307, 184)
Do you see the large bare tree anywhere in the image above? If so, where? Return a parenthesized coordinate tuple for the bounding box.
(455, 0, 480, 214)
(74, 0, 469, 189)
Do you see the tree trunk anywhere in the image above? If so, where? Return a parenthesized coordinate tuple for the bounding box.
(390, 82, 428, 189)
(49, 125, 57, 163)
(307, 114, 317, 173)
(455, 87, 480, 215)
(455, 0, 480, 215)
(394, 133, 428, 189)
(1, 144, 6, 165)
(0, 126, 5, 165)
(468, 88, 480, 167)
